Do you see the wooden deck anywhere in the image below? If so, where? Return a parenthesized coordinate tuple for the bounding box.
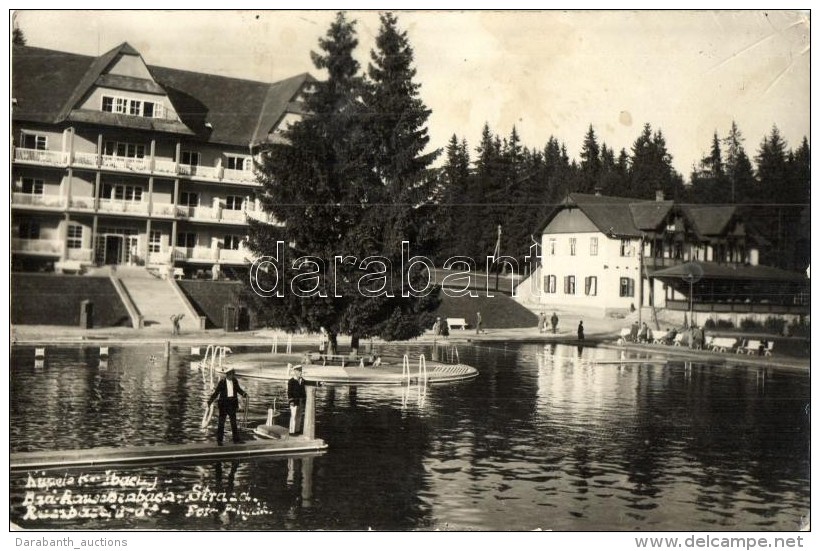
(11, 434, 327, 471)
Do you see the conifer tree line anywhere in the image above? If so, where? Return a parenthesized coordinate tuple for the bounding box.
(438, 120, 810, 273)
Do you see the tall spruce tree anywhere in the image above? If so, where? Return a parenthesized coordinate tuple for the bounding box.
(245, 12, 439, 354)
(579, 125, 601, 193)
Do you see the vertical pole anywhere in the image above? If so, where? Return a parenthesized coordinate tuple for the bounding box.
(301, 456, 314, 507)
(303, 385, 316, 440)
(638, 235, 643, 327)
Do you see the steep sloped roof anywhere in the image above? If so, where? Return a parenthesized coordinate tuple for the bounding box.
(684, 205, 738, 236)
(12, 44, 313, 146)
(629, 200, 674, 231)
(538, 193, 640, 237)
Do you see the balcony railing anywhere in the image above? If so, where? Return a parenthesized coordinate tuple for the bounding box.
(12, 238, 63, 255)
(15, 148, 260, 184)
(14, 148, 67, 166)
(221, 209, 246, 222)
(69, 196, 95, 210)
(666, 299, 810, 315)
(99, 199, 149, 215)
(72, 151, 98, 168)
(218, 247, 251, 263)
(100, 155, 151, 174)
(151, 202, 176, 217)
(148, 250, 173, 265)
(178, 164, 219, 180)
(12, 192, 65, 208)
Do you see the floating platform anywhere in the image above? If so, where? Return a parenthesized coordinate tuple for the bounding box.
(10, 433, 327, 472)
(222, 352, 479, 385)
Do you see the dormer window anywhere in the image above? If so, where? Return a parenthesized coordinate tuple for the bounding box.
(225, 155, 251, 171)
(102, 95, 164, 119)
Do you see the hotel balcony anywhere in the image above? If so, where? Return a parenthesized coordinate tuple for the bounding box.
(14, 147, 259, 185)
(66, 247, 94, 262)
(12, 238, 63, 256)
(12, 193, 65, 209)
(98, 199, 150, 215)
(175, 246, 252, 264)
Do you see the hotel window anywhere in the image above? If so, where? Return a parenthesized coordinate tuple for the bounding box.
(148, 230, 162, 253)
(104, 184, 144, 202)
(225, 196, 243, 210)
(143, 102, 163, 119)
(585, 276, 597, 296)
(225, 155, 250, 171)
(564, 275, 575, 295)
(548, 238, 556, 256)
(620, 238, 632, 257)
(176, 232, 196, 248)
(21, 133, 47, 150)
(180, 150, 200, 166)
(129, 99, 143, 116)
(620, 277, 635, 297)
(104, 141, 146, 158)
(19, 220, 40, 239)
(589, 237, 598, 256)
(569, 238, 576, 256)
(179, 192, 199, 207)
(67, 224, 83, 249)
(21, 178, 44, 195)
(224, 235, 242, 250)
(543, 274, 556, 294)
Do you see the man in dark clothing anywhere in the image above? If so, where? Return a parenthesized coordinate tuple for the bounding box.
(577, 320, 585, 340)
(288, 365, 307, 436)
(208, 368, 248, 446)
(550, 312, 559, 334)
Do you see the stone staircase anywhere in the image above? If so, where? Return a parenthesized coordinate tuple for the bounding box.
(116, 266, 199, 330)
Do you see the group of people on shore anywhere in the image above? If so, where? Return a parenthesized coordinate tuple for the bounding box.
(539, 311, 585, 341)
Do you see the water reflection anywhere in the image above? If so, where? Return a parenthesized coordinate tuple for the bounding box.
(10, 343, 810, 530)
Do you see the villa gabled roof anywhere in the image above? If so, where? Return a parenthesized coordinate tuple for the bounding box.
(12, 43, 314, 147)
(683, 205, 738, 236)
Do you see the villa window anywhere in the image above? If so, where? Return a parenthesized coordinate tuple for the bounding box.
(225, 196, 243, 210)
(548, 238, 556, 256)
(585, 276, 597, 296)
(148, 230, 162, 253)
(21, 133, 47, 150)
(224, 235, 242, 250)
(67, 224, 83, 249)
(589, 237, 598, 256)
(543, 275, 556, 294)
(569, 238, 577, 256)
(620, 238, 632, 257)
(620, 277, 635, 297)
(21, 178, 44, 195)
(564, 275, 576, 295)
(176, 232, 196, 248)
(104, 183, 144, 202)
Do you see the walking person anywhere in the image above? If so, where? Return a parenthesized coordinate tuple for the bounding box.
(475, 311, 483, 335)
(538, 312, 546, 333)
(550, 312, 559, 334)
(577, 320, 585, 341)
(207, 368, 248, 446)
(170, 313, 185, 335)
(287, 364, 307, 436)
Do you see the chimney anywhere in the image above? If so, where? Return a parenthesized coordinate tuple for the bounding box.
(655, 189, 664, 202)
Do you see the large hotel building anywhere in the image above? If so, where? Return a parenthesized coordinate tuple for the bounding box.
(12, 42, 313, 277)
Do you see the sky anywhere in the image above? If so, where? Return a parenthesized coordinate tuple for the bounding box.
(12, 10, 810, 177)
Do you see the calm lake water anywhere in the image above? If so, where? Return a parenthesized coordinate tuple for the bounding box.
(9, 342, 810, 531)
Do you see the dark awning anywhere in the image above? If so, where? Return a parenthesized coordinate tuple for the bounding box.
(650, 261, 807, 283)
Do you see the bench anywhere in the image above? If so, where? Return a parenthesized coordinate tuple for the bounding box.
(447, 317, 469, 330)
(737, 339, 762, 355)
(650, 330, 671, 344)
(709, 337, 738, 353)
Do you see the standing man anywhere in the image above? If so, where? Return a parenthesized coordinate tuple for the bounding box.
(475, 311, 483, 335)
(208, 368, 248, 446)
(577, 320, 585, 341)
(288, 365, 307, 436)
(550, 312, 559, 334)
